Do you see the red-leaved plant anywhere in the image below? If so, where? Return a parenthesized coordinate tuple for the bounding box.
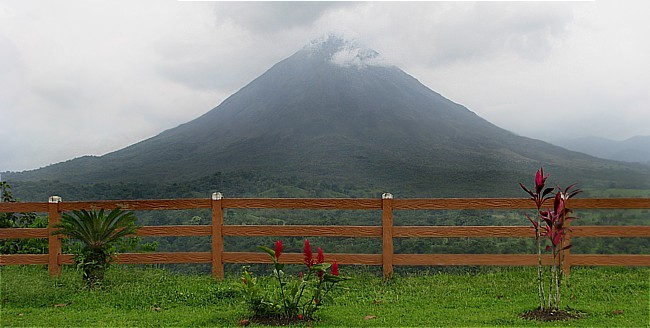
(241, 239, 347, 322)
(520, 168, 554, 309)
(521, 168, 580, 310)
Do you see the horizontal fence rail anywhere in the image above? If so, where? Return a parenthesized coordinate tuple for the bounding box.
(1, 196, 649, 279)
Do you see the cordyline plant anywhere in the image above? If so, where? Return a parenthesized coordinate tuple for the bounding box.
(520, 168, 580, 310)
(52, 208, 139, 287)
(241, 239, 348, 322)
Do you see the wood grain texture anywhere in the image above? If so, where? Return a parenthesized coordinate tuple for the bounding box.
(2, 198, 648, 212)
(7, 225, 647, 240)
(6, 226, 643, 240)
(223, 225, 381, 237)
(48, 202, 62, 276)
(393, 198, 650, 210)
(570, 198, 650, 209)
(221, 198, 381, 209)
(382, 196, 394, 278)
(5, 252, 649, 268)
(0, 254, 48, 265)
(564, 221, 572, 275)
(212, 197, 225, 279)
(392, 254, 555, 266)
(137, 225, 211, 237)
(393, 226, 534, 238)
(222, 252, 382, 265)
(114, 252, 212, 264)
(0, 228, 48, 239)
(571, 226, 650, 237)
(0, 202, 49, 213)
(572, 254, 650, 266)
(59, 254, 73, 264)
(58, 199, 211, 211)
(56, 253, 211, 265)
(393, 198, 537, 210)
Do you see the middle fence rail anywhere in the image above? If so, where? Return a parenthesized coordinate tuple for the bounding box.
(1, 194, 649, 279)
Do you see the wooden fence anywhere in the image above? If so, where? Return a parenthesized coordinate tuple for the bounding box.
(1, 194, 649, 279)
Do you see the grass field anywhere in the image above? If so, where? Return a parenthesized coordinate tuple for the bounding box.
(1, 265, 648, 327)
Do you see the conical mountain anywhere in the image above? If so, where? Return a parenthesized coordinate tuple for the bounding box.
(10, 36, 650, 196)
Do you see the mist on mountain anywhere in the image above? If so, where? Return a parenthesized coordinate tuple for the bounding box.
(7, 36, 650, 199)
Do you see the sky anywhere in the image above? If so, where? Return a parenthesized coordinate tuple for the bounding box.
(1, 1, 649, 172)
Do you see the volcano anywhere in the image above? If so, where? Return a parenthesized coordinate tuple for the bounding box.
(10, 35, 650, 196)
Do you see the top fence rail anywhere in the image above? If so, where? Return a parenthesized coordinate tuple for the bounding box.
(2, 197, 649, 212)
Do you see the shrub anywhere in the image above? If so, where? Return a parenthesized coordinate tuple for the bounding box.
(0, 181, 48, 254)
(241, 239, 348, 322)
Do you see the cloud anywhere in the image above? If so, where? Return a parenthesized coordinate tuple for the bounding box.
(313, 2, 574, 68)
(211, 2, 352, 34)
(0, 1, 648, 172)
(0, 1, 223, 171)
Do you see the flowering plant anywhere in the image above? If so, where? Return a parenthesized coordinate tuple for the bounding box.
(241, 239, 348, 322)
(520, 168, 580, 310)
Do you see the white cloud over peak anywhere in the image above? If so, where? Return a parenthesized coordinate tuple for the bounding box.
(330, 43, 387, 69)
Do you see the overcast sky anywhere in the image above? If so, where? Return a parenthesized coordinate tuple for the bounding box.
(1, 1, 649, 172)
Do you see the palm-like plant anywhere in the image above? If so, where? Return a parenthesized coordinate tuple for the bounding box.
(52, 208, 139, 286)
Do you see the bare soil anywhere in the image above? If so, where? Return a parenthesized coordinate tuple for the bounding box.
(521, 308, 582, 322)
(240, 316, 310, 326)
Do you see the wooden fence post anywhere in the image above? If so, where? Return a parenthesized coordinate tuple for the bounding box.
(211, 192, 224, 280)
(563, 207, 572, 277)
(382, 193, 394, 279)
(47, 196, 62, 276)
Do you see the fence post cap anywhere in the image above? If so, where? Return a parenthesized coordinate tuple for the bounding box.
(382, 193, 393, 200)
(48, 196, 62, 203)
(212, 192, 223, 200)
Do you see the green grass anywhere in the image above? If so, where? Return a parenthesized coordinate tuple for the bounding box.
(1, 265, 648, 327)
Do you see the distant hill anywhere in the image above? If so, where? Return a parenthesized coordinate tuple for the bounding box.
(552, 136, 650, 165)
(6, 36, 650, 198)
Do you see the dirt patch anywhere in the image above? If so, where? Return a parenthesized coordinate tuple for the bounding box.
(521, 308, 582, 322)
(243, 316, 311, 326)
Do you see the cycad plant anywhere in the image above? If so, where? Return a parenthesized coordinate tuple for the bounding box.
(52, 208, 139, 286)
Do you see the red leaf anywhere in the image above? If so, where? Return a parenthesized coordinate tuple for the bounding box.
(519, 183, 534, 198)
(542, 187, 555, 198)
(525, 214, 539, 230)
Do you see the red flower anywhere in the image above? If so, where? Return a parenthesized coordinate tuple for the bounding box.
(317, 247, 325, 264)
(331, 260, 339, 276)
(303, 239, 313, 268)
(275, 240, 283, 259)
